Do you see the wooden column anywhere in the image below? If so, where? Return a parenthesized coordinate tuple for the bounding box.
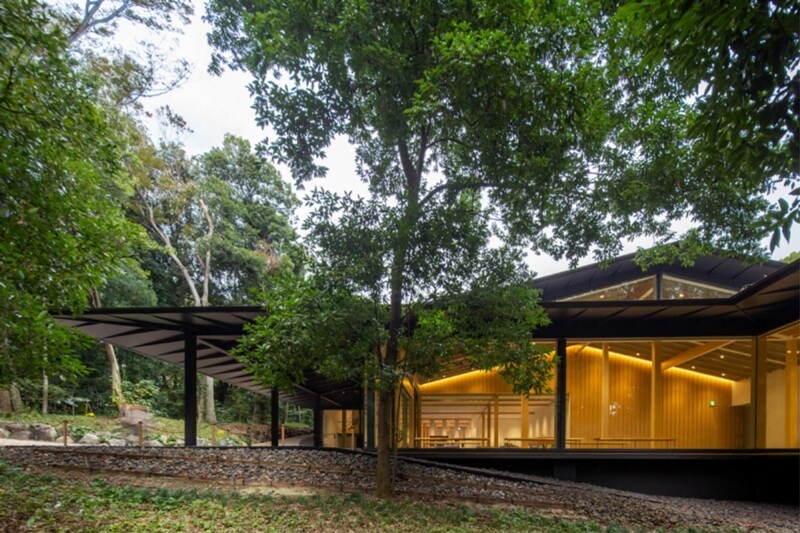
(271, 387, 280, 446)
(601, 343, 610, 438)
(555, 338, 567, 449)
(786, 339, 798, 448)
(493, 395, 499, 447)
(485, 405, 490, 446)
(650, 341, 663, 443)
(521, 395, 530, 440)
(751, 336, 768, 449)
(183, 331, 197, 447)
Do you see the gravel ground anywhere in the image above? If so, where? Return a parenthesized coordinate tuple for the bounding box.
(0, 445, 797, 532)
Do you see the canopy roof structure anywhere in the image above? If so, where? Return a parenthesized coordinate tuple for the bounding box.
(55, 256, 799, 408)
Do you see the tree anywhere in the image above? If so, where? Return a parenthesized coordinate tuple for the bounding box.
(613, 0, 799, 251)
(58, 0, 193, 46)
(132, 131, 299, 422)
(206, 0, 781, 496)
(0, 0, 141, 391)
(194, 134, 301, 303)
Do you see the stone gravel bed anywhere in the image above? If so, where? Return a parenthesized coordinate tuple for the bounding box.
(0, 446, 797, 532)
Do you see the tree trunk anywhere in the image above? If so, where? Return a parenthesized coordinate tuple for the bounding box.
(41, 371, 48, 415)
(252, 396, 262, 424)
(106, 342, 126, 413)
(205, 376, 217, 423)
(376, 388, 393, 498)
(90, 288, 126, 414)
(10, 383, 23, 412)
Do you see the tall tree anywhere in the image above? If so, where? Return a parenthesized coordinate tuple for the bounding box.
(612, 0, 799, 251)
(132, 132, 298, 422)
(0, 0, 141, 391)
(49, 0, 194, 415)
(207, 0, 785, 496)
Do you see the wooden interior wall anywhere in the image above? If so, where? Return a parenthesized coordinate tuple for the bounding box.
(663, 368, 736, 448)
(420, 370, 520, 395)
(566, 346, 602, 440)
(567, 345, 736, 448)
(416, 345, 738, 448)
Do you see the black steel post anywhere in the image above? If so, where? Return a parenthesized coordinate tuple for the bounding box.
(271, 387, 280, 446)
(555, 337, 567, 449)
(184, 331, 197, 447)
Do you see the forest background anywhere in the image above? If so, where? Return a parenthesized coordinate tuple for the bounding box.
(1, 0, 797, 451)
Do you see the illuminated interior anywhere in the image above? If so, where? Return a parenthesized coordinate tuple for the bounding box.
(399, 327, 799, 450)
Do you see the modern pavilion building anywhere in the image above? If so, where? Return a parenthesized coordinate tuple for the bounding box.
(57, 252, 800, 501)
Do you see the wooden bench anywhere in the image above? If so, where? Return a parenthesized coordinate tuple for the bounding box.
(593, 437, 677, 449)
(415, 437, 489, 448)
(504, 437, 584, 448)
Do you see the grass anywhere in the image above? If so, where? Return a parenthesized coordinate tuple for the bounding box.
(0, 461, 621, 533)
(0, 461, 736, 533)
(0, 412, 249, 444)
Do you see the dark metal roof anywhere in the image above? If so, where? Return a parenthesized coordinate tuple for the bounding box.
(57, 308, 362, 409)
(55, 259, 798, 407)
(533, 253, 786, 301)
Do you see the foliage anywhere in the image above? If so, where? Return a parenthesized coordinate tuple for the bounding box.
(235, 272, 384, 392)
(101, 259, 159, 307)
(131, 133, 300, 306)
(780, 250, 800, 264)
(193, 134, 302, 302)
(0, 462, 631, 532)
(205, 0, 778, 496)
(613, 0, 799, 251)
(0, 0, 142, 387)
(57, 0, 194, 45)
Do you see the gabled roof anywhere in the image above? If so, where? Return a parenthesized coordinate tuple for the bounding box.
(534, 259, 798, 339)
(532, 253, 786, 302)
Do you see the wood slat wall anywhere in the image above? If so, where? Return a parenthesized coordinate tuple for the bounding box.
(663, 368, 736, 448)
(567, 345, 736, 448)
(416, 346, 738, 448)
(419, 370, 523, 395)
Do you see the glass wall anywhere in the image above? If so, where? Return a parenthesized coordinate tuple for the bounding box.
(323, 409, 361, 448)
(402, 325, 798, 450)
(562, 275, 736, 302)
(414, 343, 557, 448)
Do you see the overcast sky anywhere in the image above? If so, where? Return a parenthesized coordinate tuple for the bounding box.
(124, 3, 797, 276)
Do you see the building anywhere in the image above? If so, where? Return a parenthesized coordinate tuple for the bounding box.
(57, 252, 800, 501)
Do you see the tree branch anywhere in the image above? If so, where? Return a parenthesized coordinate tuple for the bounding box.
(69, 0, 133, 45)
(139, 190, 202, 306)
(419, 181, 501, 208)
(198, 198, 214, 306)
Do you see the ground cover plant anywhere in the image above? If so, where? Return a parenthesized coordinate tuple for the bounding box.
(0, 461, 726, 533)
(0, 413, 284, 445)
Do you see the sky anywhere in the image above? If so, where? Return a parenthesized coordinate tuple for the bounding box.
(121, 2, 797, 277)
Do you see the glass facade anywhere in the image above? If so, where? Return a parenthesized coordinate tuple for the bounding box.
(562, 275, 736, 302)
(562, 277, 657, 301)
(387, 325, 799, 451)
